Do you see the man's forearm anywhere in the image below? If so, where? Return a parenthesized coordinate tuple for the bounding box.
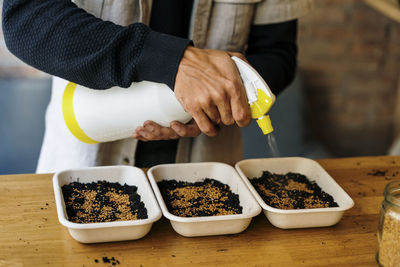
(2, 0, 191, 89)
(246, 20, 298, 96)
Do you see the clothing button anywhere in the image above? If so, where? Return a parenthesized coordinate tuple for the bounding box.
(122, 158, 130, 165)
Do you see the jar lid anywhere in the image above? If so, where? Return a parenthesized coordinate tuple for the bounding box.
(384, 180, 400, 207)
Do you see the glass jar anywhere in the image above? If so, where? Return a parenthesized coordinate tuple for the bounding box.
(377, 180, 400, 267)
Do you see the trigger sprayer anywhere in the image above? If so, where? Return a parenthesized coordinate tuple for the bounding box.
(231, 56, 275, 135)
(62, 56, 275, 144)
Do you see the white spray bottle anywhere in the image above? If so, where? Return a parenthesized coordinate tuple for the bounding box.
(62, 56, 275, 144)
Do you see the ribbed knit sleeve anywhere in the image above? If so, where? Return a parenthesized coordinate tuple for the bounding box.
(2, 0, 191, 89)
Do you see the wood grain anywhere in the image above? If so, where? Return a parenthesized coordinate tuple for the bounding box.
(1, 156, 399, 266)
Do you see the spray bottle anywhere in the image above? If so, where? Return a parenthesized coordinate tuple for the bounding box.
(231, 56, 279, 157)
(62, 56, 275, 144)
(231, 56, 275, 135)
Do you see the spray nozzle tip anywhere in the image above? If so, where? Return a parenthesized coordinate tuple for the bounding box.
(257, 115, 273, 135)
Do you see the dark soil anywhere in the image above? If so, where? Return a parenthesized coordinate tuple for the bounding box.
(61, 180, 148, 223)
(250, 171, 338, 210)
(367, 169, 388, 176)
(157, 178, 242, 217)
(94, 256, 120, 265)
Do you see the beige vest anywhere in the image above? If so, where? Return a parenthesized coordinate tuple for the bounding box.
(36, 0, 313, 173)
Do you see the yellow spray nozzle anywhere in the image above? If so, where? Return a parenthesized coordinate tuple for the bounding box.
(230, 56, 275, 135)
(249, 89, 273, 118)
(256, 115, 274, 135)
(249, 89, 274, 135)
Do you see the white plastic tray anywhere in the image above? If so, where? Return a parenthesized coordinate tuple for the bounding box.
(53, 166, 162, 243)
(147, 162, 261, 237)
(235, 157, 354, 229)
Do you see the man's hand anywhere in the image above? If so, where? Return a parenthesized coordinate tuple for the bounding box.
(174, 47, 251, 136)
(133, 120, 201, 141)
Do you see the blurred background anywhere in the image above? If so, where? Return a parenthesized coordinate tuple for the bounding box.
(0, 0, 399, 174)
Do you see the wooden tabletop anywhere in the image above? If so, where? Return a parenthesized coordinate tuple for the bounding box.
(1, 156, 398, 267)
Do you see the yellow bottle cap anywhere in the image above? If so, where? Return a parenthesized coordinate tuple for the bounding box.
(256, 115, 274, 135)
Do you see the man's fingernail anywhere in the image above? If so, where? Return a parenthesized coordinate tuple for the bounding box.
(147, 125, 154, 132)
(139, 131, 147, 137)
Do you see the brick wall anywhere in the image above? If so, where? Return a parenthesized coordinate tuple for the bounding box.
(0, 0, 49, 79)
(298, 0, 400, 156)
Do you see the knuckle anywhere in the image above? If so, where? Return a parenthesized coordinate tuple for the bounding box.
(243, 116, 251, 126)
(140, 132, 149, 138)
(209, 109, 218, 118)
(223, 117, 235, 125)
(185, 100, 201, 112)
(233, 78, 243, 90)
(201, 125, 212, 135)
(199, 95, 212, 107)
(179, 128, 188, 137)
(151, 128, 160, 136)
(221, 51, 230, 58)
(212, 90, 225, 103)
(236, 110, 248, 123)
(227, 81, 242, 96)
(184, 102, 195, 112)
(224, 79, 236, 90)
(203, 126, 216, 136)
(229, 90, 240, 101)
(232, 52, 245, 60)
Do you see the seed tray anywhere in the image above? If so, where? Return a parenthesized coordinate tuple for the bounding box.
(148, 162, 261, 237)
(235, 157, 354, 229)
(53, 166, 161, 243)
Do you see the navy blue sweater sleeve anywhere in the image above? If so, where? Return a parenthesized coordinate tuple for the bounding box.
(1, 0, 191, 89)
(246, 20, 298, 96)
